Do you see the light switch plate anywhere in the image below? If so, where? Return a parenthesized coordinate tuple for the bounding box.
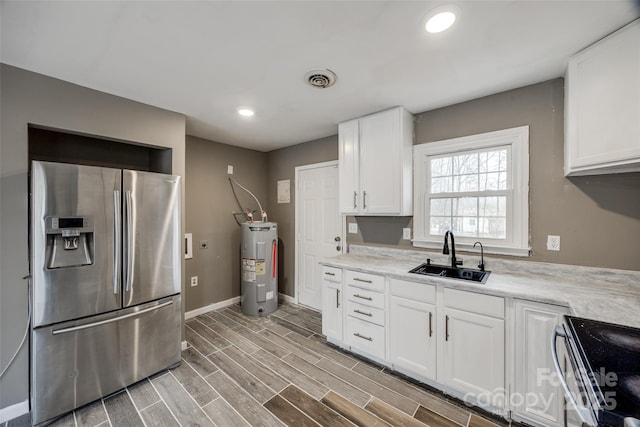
(348, 223, 358, 234)
(227, 165, 233, 175)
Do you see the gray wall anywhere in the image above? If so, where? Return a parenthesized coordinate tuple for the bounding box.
(184, 135, 267, 312)
(0, 65, 186, 413)
(347, 78, 640, 271)
(266, 136, 338, 297)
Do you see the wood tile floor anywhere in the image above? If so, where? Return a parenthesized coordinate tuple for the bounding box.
(4, 302, 510, 427)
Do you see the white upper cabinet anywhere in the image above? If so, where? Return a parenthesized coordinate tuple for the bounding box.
(565, 19, 640, 176)
(338, 107, 414, 215)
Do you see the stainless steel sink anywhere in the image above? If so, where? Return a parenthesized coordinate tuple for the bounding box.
(409, 263, 490, 284)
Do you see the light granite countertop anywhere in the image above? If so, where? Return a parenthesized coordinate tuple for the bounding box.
(321, 245, 640, 329)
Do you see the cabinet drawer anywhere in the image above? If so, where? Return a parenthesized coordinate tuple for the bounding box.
(346, 317, 385, 360)
(345, 270, 384, 292)
(389, 278, 435, 304)
(346, 285, 384, 309)
(443, 288, 504, 319)
(346, 301, 385, 326)
(322, 266, 342, 282)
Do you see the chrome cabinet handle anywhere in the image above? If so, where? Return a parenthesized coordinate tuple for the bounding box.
(353, 278, 372, 284)
(353, 191, 357, 209)
(336, 289, 340, 308)
(354, 333, 372, 342)
(551, 325, 594, 426)
(325, 272, 335, 276)
(429, 312, 433, 337)
(353, 294, 372, 301)
(445, 315, 449, 341)
(113, 190, 121, 295)
(363, 191, 368, 209)
(353, 309, 372, 317)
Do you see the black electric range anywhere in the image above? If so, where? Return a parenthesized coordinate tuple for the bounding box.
(565, 316, 640, 427)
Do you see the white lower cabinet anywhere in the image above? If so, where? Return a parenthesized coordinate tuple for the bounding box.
(321, 266, 343, 341)
(440, 288, 505, 409)
(389, 279, 437, 380)
(441, 306, 505, 405)
(320, 267, 568, 425)
(512, 300, 569, 427)
(344, 270, 385, 362)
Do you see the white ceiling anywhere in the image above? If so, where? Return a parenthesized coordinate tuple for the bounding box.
(1, 1, 638, 152)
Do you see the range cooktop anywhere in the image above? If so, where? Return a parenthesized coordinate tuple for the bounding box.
(566, 316, 640, 425)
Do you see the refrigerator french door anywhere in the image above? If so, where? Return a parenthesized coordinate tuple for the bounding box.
(30, 161, 182, 426)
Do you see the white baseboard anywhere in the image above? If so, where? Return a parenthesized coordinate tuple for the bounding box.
(184, 296, 240, 320)
(0, 399, 29, 424)
(278, 293, 296, 304)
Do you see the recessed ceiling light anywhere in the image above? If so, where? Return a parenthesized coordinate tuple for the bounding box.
(425, 6, 458, 34)
(238, 108, 254, 117)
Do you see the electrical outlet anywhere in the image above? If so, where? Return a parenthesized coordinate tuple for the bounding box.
(348, 223, 358, 234)
(199, 240, 208, 249)
(227, 165, 233, 175)
(547, 235, 560, 251)
(402, 228, 411, 240)
(190, 276, 198, 287)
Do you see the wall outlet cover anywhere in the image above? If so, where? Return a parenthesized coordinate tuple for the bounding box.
(402, 228, 411, 240)
(547, 235, 561, 251)
(227, 165, 233, 175)
(190, 276, 198, 286)
(348, 223, 358, 234)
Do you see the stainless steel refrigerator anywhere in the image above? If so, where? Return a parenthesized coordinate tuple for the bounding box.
(30, 161, 182, 425)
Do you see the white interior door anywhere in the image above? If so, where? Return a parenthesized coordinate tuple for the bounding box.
(296, 162, 341, 310)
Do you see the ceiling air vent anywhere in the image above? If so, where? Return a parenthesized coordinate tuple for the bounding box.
(305, 69, 337, 89)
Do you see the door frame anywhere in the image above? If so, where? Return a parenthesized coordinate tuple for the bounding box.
(294, 160, 344, 306)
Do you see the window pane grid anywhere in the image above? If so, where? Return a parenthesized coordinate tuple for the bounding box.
(430, 148, 509, 194)
(429, 196, 507, 239)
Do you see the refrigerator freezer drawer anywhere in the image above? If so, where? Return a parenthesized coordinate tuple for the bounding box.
(31, 295, 181, 426)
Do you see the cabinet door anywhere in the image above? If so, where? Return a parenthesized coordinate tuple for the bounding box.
(322, 280, 343, 340)
(359, 109, 401, 214)
(565, 20, 640, 175)
(513, 301, 568, 427)
(441, 307, 505, 407)
(389, 295, 436, 380)
(338, 120, 360, 214)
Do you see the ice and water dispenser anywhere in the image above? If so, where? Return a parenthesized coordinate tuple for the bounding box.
(45, 216, 94, 268)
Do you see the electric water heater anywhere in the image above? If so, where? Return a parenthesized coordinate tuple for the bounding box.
(240, 222, 277, 316)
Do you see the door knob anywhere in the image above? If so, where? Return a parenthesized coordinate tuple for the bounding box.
(335, 236, 341, 242)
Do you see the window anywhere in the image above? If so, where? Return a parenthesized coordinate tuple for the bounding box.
(413, 126, 530, 256)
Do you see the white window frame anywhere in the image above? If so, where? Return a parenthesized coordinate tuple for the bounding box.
(413, 126, 530, 256)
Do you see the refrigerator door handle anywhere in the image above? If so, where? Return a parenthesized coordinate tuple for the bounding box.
(52, 300, 173, 335)
(113, 190, 121, 295)
(124, 190, 134, 293)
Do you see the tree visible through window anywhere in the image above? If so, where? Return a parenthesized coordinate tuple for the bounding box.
(429, 147, 509, 239)
(413, 126, 530, 256)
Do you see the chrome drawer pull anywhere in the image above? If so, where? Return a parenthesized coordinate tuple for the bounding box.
(324, 272, 335, 276)
(353, 309, 372, 317)
(353, 294, 373, 301)
(353, 278, 373, 284)
(429, 312, 433, 337)
(354, 333, 373, 341)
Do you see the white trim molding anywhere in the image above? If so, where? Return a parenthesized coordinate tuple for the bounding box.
(0, 399, 29, 424)
(184, 296, 240, 320)
(278, 292, 296, 304)
(413, 126, 530, 256)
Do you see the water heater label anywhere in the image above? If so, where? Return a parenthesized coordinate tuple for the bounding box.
(255, 260, 266, 275)
(266, 291, 274, 300)
(242, 258, 257, 282)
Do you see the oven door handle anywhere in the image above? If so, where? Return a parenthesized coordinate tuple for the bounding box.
(551, 325, 595, 427)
